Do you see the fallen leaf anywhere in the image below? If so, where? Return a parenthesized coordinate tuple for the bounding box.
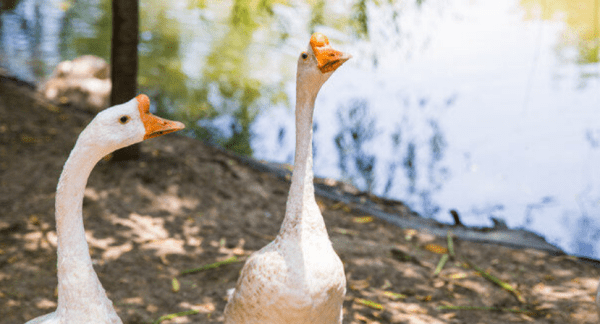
(20, 134, 35, 143)
(172, 278, 180, 292)
(353, 216, 373, 224)
(425, 244, 448, 254)
(448, 273, 468, 280)
(332, 227, 359, 236)
(355, 298, 384, 310)
(382, 291, 406, 300)
(417, 295, 432, 302)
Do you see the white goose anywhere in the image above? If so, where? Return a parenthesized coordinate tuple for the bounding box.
(26, 95, 184, 324)
(224, 33, 351, 324)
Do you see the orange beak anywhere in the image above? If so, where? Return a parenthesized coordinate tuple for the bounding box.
(136, 94, 185, 140)
(310, 33, 352, 73)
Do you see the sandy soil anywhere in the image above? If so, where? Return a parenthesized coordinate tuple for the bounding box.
(1, 75, 599, 323)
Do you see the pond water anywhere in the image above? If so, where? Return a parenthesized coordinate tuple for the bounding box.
(1, 0, 599, 258)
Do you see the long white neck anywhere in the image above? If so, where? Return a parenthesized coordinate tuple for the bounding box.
(279, 86, 327, 239)
(54, 137, 118, 319)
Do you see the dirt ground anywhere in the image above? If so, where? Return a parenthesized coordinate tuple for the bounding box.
(1, 75, 599, 324)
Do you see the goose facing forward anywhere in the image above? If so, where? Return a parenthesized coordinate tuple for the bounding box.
(26, 95, 184, 324)
(224, 33, 351, 324)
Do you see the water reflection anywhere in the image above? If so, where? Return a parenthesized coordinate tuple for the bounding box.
(573, 215, 599, 257)
(586, 128, 600, 148)
(334, 99, 377, 192)
(376, 93, 451, 218)
(139, 0, 293, 155)
(522, 0, 600, 82)
(0, 0, 51, 79)
(1, 0, 21, 11)
(523, 196, 555, 227)
(60, 0, 111, 61)
(382, 126, 402, 197)
(198, 0, 284, 155)
(138, 2, 188, 117)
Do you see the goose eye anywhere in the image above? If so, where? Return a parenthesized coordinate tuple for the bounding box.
(301, 52, 308, 60)
(119, 115, 130, 124)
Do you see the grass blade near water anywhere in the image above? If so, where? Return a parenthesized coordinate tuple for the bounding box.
(434, 254, 450, 276)
(446, 232, 525, 303)
(438, 305, 534, 316)
(152, 310, 200, 324)
(180, 256, 240, 275)
(355, 298, 384, 310)
(464, 259, 526, 303)
(446, 231, 455, 258)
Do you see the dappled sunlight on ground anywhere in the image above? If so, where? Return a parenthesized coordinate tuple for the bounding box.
(135, 183, 200, 216)
(113, 213, 170, 243)
(142, 239, 186, 257)
(34, 298, 56, 310)
(532, 278, 597, 301)
(179, 300, 217, 314)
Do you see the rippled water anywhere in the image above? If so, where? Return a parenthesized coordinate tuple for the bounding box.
(1, 0, 599, 258)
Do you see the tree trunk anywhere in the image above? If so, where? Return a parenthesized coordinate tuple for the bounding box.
(110, 0, 140, 161)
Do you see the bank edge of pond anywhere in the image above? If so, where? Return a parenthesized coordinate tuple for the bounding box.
(227, 148, 581, 257)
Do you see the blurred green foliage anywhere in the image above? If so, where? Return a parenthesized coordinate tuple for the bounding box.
(521, 0, 599, 64)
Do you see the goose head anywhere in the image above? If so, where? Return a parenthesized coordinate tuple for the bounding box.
(296, 32, 351, 98)
(79, 94, 185, 158)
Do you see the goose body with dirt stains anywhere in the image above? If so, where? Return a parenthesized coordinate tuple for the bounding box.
(223, 33, 351, 324)
(26, 95, 184, 324)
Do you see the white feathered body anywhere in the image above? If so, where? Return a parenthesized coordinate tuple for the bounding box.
(224, 226, 345, 324)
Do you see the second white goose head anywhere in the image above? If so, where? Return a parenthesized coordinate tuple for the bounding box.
(296, 32, 352, 100)
(78, 94, 185, 159)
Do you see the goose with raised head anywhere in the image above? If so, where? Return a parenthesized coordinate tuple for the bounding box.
(26, 95, 185, 324)
(223, 33, 351, 324)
